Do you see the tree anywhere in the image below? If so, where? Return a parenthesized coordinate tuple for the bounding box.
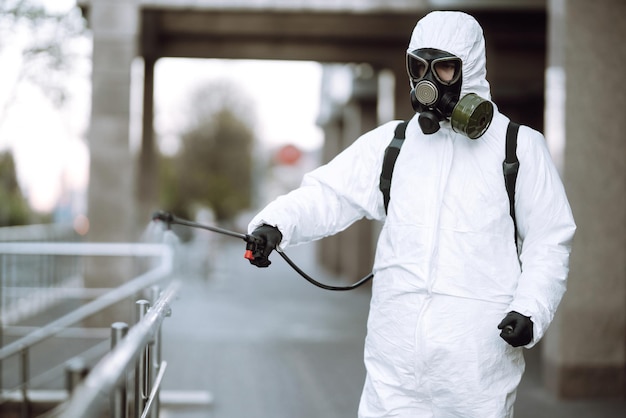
(159, 79, 256, 223)
(0, 1, 88, 221)
(0, 151, 31, 226)
(0, 0, 87, 115)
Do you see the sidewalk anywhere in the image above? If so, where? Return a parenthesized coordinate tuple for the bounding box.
(159, 238, 625, 418)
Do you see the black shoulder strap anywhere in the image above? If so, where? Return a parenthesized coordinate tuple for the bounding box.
(380, 121, 408, 214)
(380, 120, 521, 247)
(503, 121, 520, 246)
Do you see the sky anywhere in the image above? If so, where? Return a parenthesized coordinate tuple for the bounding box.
(0, 0, 324, 214)
(0, 0, 91, 213)
(152, 58, 323, 156)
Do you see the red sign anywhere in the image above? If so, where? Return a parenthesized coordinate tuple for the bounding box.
(276, 144, 302, 165)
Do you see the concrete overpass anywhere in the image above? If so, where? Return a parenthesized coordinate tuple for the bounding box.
(77, 0, 626, 401)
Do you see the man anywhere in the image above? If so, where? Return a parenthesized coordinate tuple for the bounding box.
(247, 11, 576, 418)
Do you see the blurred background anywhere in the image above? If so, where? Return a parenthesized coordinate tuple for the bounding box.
(0, 0, 624, 417)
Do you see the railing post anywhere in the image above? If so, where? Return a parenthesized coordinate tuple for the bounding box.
(20, 346, 30, 418)
(111, 322, 129, 418)
(65, 357, 88, 394)
(148, 286, 161, 418)
(0, 318, 3, 392)
(134, 300, 150, 418)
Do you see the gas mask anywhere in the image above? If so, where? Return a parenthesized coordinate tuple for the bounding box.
(407, 48, 493, 139)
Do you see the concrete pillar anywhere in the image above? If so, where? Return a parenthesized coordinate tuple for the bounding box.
(543, 0, 626, 398)
(337, 98, 378, 281)
(137, 55, 158, 221)
(84, 0, 141, 325)
(87, 0, 140, 244)
(392, 62, 414, 122)
(316, 102, 366, 279)
(316, 66, 380, 281)
(137, 10, 160, 221)
(317, 118, 343, 275)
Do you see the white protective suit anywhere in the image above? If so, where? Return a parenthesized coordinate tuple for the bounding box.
(249, 11, 576, 418)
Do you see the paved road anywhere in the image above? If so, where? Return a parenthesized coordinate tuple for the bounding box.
(160, 238, 371, 418)
(159, 238, 626, 418)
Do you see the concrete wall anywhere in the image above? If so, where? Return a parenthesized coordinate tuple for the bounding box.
(543, 0, 626, 398)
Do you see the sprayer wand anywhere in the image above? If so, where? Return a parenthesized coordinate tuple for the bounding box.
(151, 210, 373, 291)
(152, 211, 266, 260)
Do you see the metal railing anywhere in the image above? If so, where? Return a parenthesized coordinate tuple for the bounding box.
(0, 224, 77, 243)
(49, 280, 181, 418)
(0, 242, 174, 416)
(0, 224, 82, 325)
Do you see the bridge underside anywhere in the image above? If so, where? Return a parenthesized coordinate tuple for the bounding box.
(81, 0, 626, 401)
(139, 8, 546, 106)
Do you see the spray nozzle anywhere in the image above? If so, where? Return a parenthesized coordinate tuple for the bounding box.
(243, 234, 269, 264)
(152, 210, 174, 229)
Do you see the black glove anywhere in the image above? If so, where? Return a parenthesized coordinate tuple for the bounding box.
(498, 311, 533, 347)
(247, 224, 283, 268)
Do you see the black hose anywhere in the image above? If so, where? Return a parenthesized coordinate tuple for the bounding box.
(152, 211, 374, 291)
(275, 248, 373, 291)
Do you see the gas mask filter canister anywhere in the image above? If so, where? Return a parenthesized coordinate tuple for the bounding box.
(407, 48, 493, 139)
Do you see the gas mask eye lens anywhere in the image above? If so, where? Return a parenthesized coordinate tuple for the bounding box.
(433, 58, 462, 85)
(406, 53, 428, 81)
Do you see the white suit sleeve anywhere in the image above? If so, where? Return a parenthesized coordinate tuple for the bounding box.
(508, 127, 576, 347)
(248, 123, 395, 247)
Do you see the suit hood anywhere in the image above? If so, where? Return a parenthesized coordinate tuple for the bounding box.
(407, 11, 491, 100)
